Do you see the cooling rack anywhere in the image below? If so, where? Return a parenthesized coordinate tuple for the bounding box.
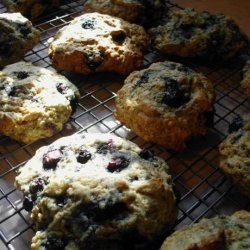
(0, 0, 249, 249)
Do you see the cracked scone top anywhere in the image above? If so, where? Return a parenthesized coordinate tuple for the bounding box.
(114, 61, 215, 151)
(15, 133, 177, 249)
(0, 12, 40, 68)
(219, 115, 250, 197)
(2, 0, 61, 20)
(48, 12, 149, 75)
(160, 210, 250, 250)
(0, 61, 80, 144)
(84, 0, 167, 26)
(149, 8, 249, 61)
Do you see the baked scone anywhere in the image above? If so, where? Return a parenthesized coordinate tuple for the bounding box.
(15, 133, 177, 249)
(149, 8, 249, 61)
(48, 12, 149, 75)
(0, 13, 40, 68)
(219, 115, 250, 197)
(160, 210, 250, 250)
(114, 61, 215, 151)
(0, 61, 80, 144)
(2, 0, 61, 20)
(83, 0, 167, 27)
(241, 60, 250, 98)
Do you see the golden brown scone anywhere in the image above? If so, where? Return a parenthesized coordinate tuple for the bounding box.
(149, 8, 249, 61)
(160, 210, 250, 250)
(15, 133, 177, 249)
(0, 13, 40, 68)
(84, 0, 167, 27)
(0, 61, 80, 144)
(48, 12, 149, 75)
(114, 61, 215, 151)
(219, 115, 250, 197)
(241, 60, 250, 98)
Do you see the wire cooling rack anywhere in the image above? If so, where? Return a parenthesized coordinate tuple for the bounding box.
(0, 0, 249, 249)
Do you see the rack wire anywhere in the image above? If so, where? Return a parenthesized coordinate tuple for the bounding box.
(0, 0, 249, 249)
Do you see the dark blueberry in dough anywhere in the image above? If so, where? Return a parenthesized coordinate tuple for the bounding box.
(42, 236, 67, 250)
(23, 196, 33, 211)
(111, 30, 126, 43)
(136, 70, 155, 86)
(15, 71, 29, 79)
(17, 25, 31, 37)
(162, 78, 190, 108)
(228, 116, 243, 133)
(5, 86, 17, 96)
(81, 18, 96, 29)
(56, 83, 68, 94)
(42, 149, 63, 170)
(107, 156, 130, 173)
(55, 196, 68, 207)
(139, 149, 154, 160)
(96, 139, 115, 154)
(68, 95, 78, 113)
(29, 177, 46, 194)
(84, 50, 105, 71)
(77, 149, 92, 164)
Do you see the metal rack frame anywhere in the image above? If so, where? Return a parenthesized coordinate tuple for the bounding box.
(0, 0, 249, 249)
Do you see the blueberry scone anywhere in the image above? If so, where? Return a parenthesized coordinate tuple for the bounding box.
(0, 61, 80, 144)
(160, 210, 250, 250)
(84, 0, 167, 27)
(48, 12, 149, 75)
(219, 115, 250, 197)
(0, 13, 40, 68)
(241, 60, 250, 98)
(2, 0, 61, 20)
(15, 133, 177, 249)
(114, 61, 215, 151)
(149, 8, 249, 61)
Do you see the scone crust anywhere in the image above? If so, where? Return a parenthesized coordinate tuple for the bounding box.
(15, 133, 177, 249)
(84, 0, 167, 26)
(114, 61, 215, 151)
(219, 115, 250, 197)
(241, 60, 250, 97)
(48, 12, 149, 75)
(0, 61, 80, 144)
(149, 8, 249, 61)
(0, 13, 40, 68)
(2, 0, 61, 20)
(160, 210, 250, 250)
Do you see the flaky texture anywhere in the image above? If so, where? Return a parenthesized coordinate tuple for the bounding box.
(160, 210, 250, 250)
(48, 12, 149, 75)
(2, 0, 61, 20)
(149, 8, 249, 61)
(241, 60, 250, 98)
(114, 61, 215, 151)
(0, 13, 40, 68)
(0, 61, 80, 144)
(219, 115, 250, 197)
(15, 133, 177, 249)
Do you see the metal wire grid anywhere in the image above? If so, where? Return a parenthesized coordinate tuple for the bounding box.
(0, 0, 249, 249)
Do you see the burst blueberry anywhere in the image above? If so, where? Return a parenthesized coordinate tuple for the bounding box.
(42, 149, 63, 170)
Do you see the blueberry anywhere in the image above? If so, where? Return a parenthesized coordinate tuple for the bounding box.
(15, 71, 29, 79)
(107, 156, 130, 173)
(29, 177, 46, 194)
(42, 149, 63, 170)
(17, 25, 31, 37)
(111, 31, 126, 43)
(139, 149, 154, 160)
(81, 19, 96, 29)
(162, 78, 190, 108)
(84, 50, 105, 71)
(5, 86, 17, 96)
(228, 116, 243, 133)
(55, 196, 68, 207)
(96, 139, 115, 154)
(77, 149, 92, 164)
(56, 83, 68, 94)
(42, 236, 67, 250)
(68, 95, 78, 114)
(23, 196, 33, 211)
